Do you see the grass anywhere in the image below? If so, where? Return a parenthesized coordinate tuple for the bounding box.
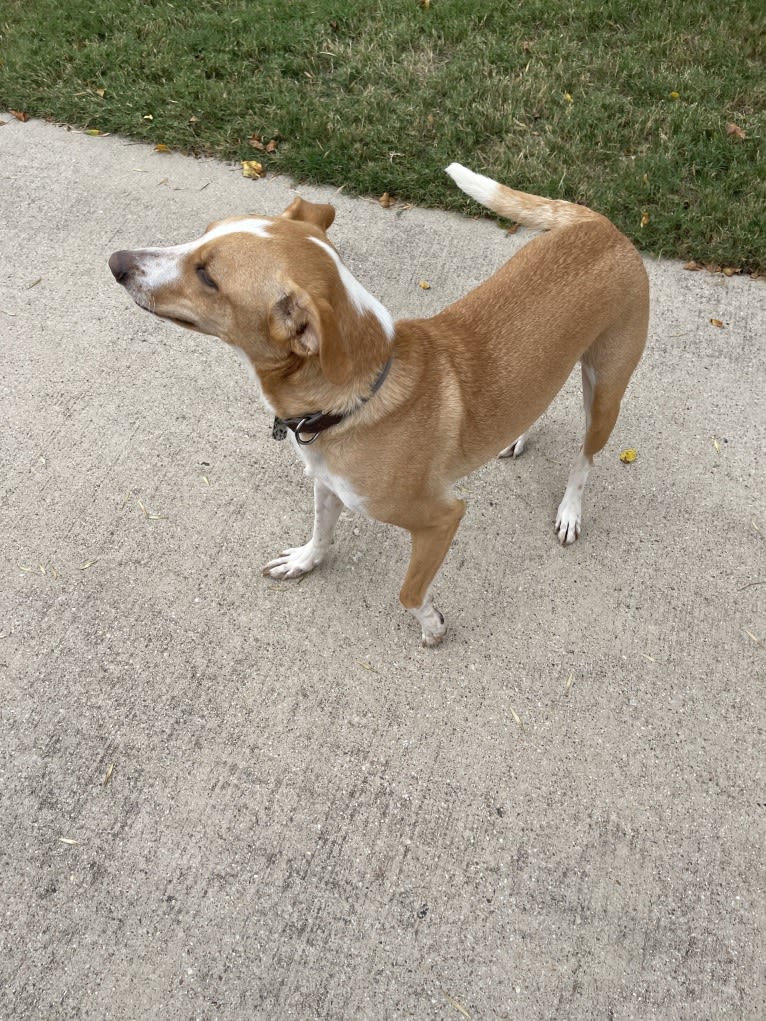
(1, 0, 764, 270)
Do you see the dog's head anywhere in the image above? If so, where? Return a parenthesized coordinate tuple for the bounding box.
(109, 196, 392, 387)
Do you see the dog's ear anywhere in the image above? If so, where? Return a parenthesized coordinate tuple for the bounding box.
(280, 196, 336, 232)
(268, 286, 352, 386)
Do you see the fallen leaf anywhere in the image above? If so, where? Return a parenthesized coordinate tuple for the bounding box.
(669, 91, 680, 100)
(683, 261, 704, 271)
(709, 318, 724, 328)
(506, 223, 520, 235)
(726, 122, 746, 141)
(265, 139, 278, 153)
(95, 88, 105, 98)
(419, 0, 431, 8)
(419, 280, 431, 290)
(241, 160, 263, 179)
(640, 211, 650, 228)
(619, 448, 637, 464)
(154, 143, 171, 153)
(712, 437, 721, 454)
(564, 92, 573, 103)
(722, 266, 739, 277)
(143, 114, 154, 121)
(189, 115, 199, 125)
(10, 109, 30, 121)
(248, 134, 265, 150)
(85, 128, 104, 136)
(378, 191, 393, 208)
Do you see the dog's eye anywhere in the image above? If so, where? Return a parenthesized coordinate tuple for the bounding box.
(196, 265, 218, 290)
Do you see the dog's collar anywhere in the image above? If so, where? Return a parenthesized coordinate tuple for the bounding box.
(272, 356, 393, 445)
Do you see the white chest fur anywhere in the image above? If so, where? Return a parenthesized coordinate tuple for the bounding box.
(292, 440, 367, 514)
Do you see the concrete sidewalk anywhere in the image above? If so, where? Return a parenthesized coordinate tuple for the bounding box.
(1, 117, 764, 1020)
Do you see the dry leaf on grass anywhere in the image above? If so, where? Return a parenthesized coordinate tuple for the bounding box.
(10, 109, 30, 121)
(241, 160, 263, 179)
(726, 122, 746, 141)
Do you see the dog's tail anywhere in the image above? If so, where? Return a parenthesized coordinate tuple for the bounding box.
(446, 162, 599, 231)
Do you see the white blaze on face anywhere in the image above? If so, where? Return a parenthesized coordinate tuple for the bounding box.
(310, 237, 394, 340)
(127, 219, 273, 298)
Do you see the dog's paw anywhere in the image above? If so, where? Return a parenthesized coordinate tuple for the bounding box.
(409, 599, 446, 647)
(498, 432, 528, 459)
(262, 543, 321, 579)
(421, 616, 447, 648)
(555, 499, 581, 545)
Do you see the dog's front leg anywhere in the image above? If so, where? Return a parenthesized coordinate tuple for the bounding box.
(399, 499, 465, 647)
(262, 479, 343, 579)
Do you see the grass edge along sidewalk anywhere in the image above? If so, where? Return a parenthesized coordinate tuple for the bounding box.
(1, 0, 764, 271)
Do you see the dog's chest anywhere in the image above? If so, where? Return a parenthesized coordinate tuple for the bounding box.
(293, 441, 367, 514)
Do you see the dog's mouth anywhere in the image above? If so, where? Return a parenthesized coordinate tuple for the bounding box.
(141, 304, 199, 331)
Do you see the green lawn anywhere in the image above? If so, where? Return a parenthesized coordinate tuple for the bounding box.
(1, 0, 764, 270)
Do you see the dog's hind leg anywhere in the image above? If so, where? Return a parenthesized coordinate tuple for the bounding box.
(555, 306, 646, 545)
(263, 479, 343, 578)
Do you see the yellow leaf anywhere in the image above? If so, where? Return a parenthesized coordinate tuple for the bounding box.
(142, 114, 154, 121)
(564, 92, 573, 103)
(669, 91, 680, 100)
(619, 448, 637, 464)
(640, 211, 649, 228)
(241, 160, 263, 179)
(378, 191, 393, 208)
(419, 280, 431, 290)
(95, 88, 105, 98)
(154, 143, 171, 153)
(709, 318, 724, 328)
(85, 129, 104, 136)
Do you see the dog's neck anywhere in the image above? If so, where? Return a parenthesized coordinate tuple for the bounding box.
(256, 275, 395, 420)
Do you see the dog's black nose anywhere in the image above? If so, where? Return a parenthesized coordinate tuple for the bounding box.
(109, 250, 136, 284)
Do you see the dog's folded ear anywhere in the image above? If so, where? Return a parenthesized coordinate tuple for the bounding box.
(280, 196, 336, 232)
(268, 285, 352, 386)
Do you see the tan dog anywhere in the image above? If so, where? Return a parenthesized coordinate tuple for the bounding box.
(109, 164, 648, 646)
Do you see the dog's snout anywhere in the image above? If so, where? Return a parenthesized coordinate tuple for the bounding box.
(109, 250, 138, 284)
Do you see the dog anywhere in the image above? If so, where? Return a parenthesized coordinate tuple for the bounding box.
(109, 163, 648, 646)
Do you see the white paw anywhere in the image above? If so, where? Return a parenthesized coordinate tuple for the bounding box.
(262, 543, 321, 579)
(498, 433, 528, 459)
(555, 499, 581, 545)
(421, 613, 447, 648)
(408, 597, 447, 647)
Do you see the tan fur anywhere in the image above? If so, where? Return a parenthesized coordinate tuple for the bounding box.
(110, 167, 649, 645)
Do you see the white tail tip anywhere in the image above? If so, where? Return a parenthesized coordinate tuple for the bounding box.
(445, 162, 499, 208)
